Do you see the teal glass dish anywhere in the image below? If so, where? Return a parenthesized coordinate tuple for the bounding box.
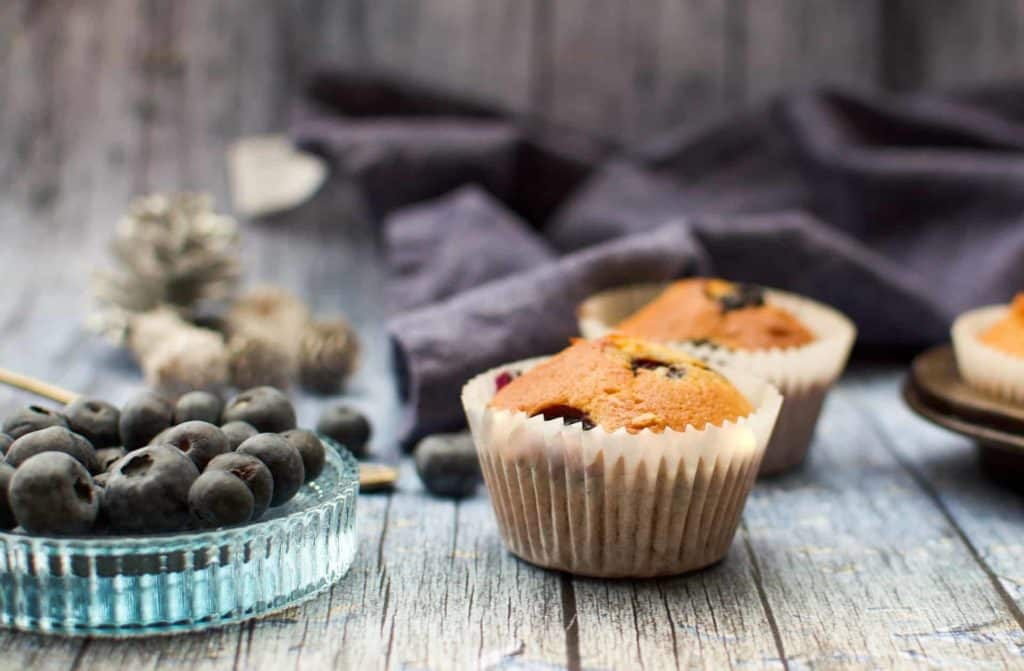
(0, 436, 358, 637)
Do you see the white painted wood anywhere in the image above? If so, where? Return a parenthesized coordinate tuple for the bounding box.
(846, 370, 1024, 621)
(743, 387, 1024, 668)
(2, 3, 1024, 669)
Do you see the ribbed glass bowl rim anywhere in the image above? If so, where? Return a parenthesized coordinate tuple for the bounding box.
(0, 434, 359, 552)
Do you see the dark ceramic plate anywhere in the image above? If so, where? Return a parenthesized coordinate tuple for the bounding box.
(903, 344, 1024, 490)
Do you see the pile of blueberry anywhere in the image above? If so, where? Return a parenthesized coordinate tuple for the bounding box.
(0, 387, 359, 536)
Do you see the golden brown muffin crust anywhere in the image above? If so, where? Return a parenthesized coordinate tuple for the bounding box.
(980, 293, 1024, 357)
(489, 334, 753, 433)
(616, 278, 816, 350)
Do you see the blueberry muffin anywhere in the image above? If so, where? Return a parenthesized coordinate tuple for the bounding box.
(490, 335, 752, 433)
(462, 334, 782, 578)
(578, 279, 856, 475)
(978, 294, 1024, 356)
(616, 278, 815, 350)
(953, 293, 1024, 403)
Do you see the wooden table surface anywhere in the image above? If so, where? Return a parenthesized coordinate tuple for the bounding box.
(3, 2, 1024, 669)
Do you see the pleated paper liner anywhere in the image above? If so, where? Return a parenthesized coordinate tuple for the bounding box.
(462, 357, 782, 578)
(952, 305, 1024, 404)
(577, 283, 856, 475)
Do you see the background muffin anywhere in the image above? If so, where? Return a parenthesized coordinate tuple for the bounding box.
(953, 293, 1024, 403)
(616, 278, 815, 350)
(578, 279, 856, 475)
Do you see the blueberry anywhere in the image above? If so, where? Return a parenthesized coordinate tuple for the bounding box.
(9, 452, 98, 535)
(494, 370, 521, 391)
(532, 405, 596, 430)
(64, 397, 120, 448)
(712, 282, 765, 312)
(206, 452, 274, 519)
(281, 429, 326, 483)
(157, 421, 229, 470)
(103, 445, 200, 533)
(119, 391, 173, 450)
(316, 404, 371, 459)
(414, 432, 482, 498)
(222, 387, 296, 433)
(2, 405, 68, 439)
(221, 421, 258, 451)
(630, 358, 687, 379)
(0, 434, 12, 456)
(0, 463, 16, 529)
(237, 434, 304, 507)
(174, 391, 223, 425)
(189, 470, 255, 528)
(6, 426, 101, 474)
(95, 447, 126, 472)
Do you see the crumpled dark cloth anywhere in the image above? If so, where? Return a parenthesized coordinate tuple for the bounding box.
(291, 73, 1024, 447)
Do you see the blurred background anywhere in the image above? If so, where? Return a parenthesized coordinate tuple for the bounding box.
(5, 0, 1023, 162)
(2, 0, 1023, 454)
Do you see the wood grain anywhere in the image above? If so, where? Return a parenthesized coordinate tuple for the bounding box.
(742, 386, 1024, 668)
(572, 539, 786, 669)
(3, 2, 1024, 670)
(882, 0, 1024, 91)
(847, 370, 1024, 620)
(362, 0, 536, 113)
(742, 0, 881, 103)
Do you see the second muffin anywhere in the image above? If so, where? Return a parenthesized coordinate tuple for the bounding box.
(577, 278, 856, 475)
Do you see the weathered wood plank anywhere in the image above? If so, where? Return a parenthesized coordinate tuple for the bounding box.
(8, 3, 1024, 670)
(881, 0, 1024, 92)
(742, 0, 881, 103)
(232, 492, 393, 669)
(846, 370, 1024, 622)
(542, 0, 634, 142)
(0, 0, 142, 666)
(572, 538, 786, 669)
(235, 462, 569, 670)
(362, 0, 536, 113)
(538, 0, 885, 144)
(627, 0, 733, 140)
(742, 386, 1024, 668)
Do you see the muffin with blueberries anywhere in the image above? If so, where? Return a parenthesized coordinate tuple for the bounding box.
(953, 292, 1024, 403)
(461, 334, 782, 578)
(576, 278, 856, 475)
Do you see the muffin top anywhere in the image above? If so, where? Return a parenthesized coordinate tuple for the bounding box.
(489, 334, 753, 433)
(980, 293, 1024, 356)
(615, 278, 815, 350)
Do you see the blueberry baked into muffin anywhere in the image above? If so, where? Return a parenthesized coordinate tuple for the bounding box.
(577, 278, 856, 475)
(953, 293, 1024, 403)
(462, 334, 782, 578)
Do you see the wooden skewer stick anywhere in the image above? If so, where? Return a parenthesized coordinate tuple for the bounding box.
(0, 367, 396, 490)
(0, 367, 79, 405)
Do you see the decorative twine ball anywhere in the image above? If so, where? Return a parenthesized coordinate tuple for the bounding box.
(227, 332, 295, 390)
(128, 308, 230, 396)
(227, 286, 310, 346)
(298, 319, 360, 394)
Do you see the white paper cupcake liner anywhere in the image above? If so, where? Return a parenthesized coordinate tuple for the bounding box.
(952, 305, 1024, 403)
(577, 284, 856, 475)
(461, 357, 783, 578)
